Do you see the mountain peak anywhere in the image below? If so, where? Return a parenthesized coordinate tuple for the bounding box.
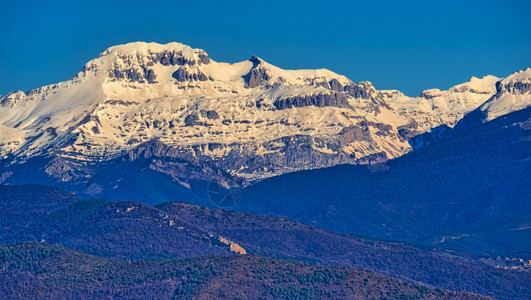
(447, 74, 499, 94)
(96, 41, 212, 69)
(99, 41, 199, 57)
(480, 68, 531, 121)
(503, 67, 531, 82)
(249, 55, 262, 65)
(0, 41, 528, 188)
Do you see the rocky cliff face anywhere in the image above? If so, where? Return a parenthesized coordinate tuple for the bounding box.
(105, 44, 211, 84)
(0, 42, 528, 195)
(218, 236, 247, 255)
(479, 68, 531, 121)
(273, 92, 349, 109)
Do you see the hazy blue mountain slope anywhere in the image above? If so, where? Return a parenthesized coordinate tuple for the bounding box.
(0, 186, 240, 259)
(0, 185, 79, 243)
(1, 154, 211, 206)
(157, 202, 530, 299)
(235, 107, 531, 257)
(0, 185, 528, 299)
(25, 199, 239, 259)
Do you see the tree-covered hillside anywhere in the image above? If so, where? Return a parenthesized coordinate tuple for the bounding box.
(0, 243, 487, 300)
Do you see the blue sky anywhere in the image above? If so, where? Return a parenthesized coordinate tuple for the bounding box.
(1, 0, 530, 96)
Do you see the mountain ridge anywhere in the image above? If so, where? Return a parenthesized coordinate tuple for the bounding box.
(1, 184, 528, 299)
(0, 42, 529, 195)
(233, 106, 531, 259)
(1, 242, 488, 300)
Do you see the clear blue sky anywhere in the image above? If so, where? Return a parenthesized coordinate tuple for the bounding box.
(1, 0, 530, 96)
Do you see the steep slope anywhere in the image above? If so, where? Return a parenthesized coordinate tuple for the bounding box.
(235, 104, 531, 258)
(479, 67, 531, 121)
(0, 42, 507, 198)
(0, 243, 486, 300)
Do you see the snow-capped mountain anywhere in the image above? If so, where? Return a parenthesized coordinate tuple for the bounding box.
(0, 42, 528, 192)
(479, 68, 531, 121)
(383, 75, 500, 139)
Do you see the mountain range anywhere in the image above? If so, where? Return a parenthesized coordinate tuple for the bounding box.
(1, 42, 529, 198)
(1, 42, 530, 299)
(236, 106, 531, 258)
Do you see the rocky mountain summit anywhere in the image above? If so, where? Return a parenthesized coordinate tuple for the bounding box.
(0, 42, 529, 194)
(479, 68, 531, 121)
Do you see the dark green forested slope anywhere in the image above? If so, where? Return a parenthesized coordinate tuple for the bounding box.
(0, 243, 487, 300)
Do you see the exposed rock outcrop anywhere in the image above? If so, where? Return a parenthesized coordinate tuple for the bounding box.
(494, 80, 531, 96)
(273, 92, 349, 109)
(244, 56, 271, 88)
(110, 64, 157, 84)
(172, 67, 209, 82)
(205, 110, 219, 120)
(329, 78, 343, 91)
(344, 81, 376, 99)
(218, 236, 247, 255)
(0, 91, 26, 108)
(184, 113, 200, 126)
